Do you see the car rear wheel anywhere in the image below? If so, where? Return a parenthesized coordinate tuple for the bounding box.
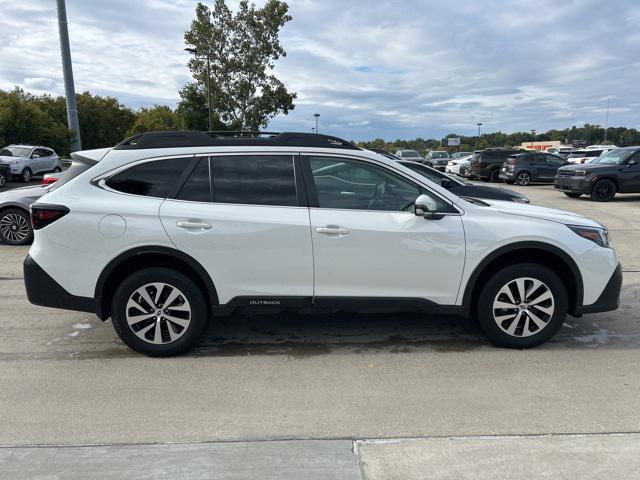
(0, 171, 6, 187)
(590, 179, 616, 202)
(563, 192, 582, 198)
(516, 171, 531, 186)
(0, 208, 33, 245)
(489, 169, 500, 182)
(21, 168, 32, 183)
(477, 263, 567, 348)
(111, 268, 209, 356)
(53, 167, 62, 173)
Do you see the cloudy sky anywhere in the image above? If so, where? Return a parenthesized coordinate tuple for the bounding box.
(1, 0, 639, 140)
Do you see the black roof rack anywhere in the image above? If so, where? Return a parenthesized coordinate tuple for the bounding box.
(114, 130, 360, 150)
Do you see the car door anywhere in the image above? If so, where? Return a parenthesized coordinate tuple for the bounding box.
(620, 152, 640, 192)
(160, 154, 313, 305)
(304, 155, 465, 305)
(544, 154, 565, 180)
(32, 148, 48, 173)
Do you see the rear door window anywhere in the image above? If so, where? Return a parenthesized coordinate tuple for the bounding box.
(211, 155, 297, 206)
(177, 157, 211, 202)
(106, 158, 188, 198)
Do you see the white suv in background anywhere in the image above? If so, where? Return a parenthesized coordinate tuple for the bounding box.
(25, 131, 622, 356)
(0, 145, 61, 182)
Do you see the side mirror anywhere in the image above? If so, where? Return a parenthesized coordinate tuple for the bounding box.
(414, 194, 444, 220)
(31, 154, 40, 159)
(627, 159, 637, 166)
(440, 178, 451, 189)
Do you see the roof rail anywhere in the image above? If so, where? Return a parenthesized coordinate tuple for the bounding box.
(114, 130, 360, 150)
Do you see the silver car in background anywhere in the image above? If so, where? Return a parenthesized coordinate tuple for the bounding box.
(0, 145, 61, 183)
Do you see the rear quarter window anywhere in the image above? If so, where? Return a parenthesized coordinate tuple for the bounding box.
(106, 158, 188, 198)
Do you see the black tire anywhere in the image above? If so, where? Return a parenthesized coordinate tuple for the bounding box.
(489, 169, 500, 183)
(0, 208, 33, 245)
(0, 171, 6, 188)
(590, 179, 616, 202)
(477, 263, 567, 348)
(21, 168, 32, 183)
(563, 192, 582, 198)
(53, 167, 62, 173)
(111, 268, 209, 356)
(515, 171, 531, 186)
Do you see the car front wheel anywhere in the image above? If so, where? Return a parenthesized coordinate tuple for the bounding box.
(477, 263, 567, 348)
(515, 171, 531, 186)
(0, 208, 34, 245)
(590, 179, 616, 202)
(111, 268, 209, 356)
(0, 171, 6, 188)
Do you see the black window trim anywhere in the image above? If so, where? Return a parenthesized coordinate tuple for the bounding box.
(301, 153, 461, 215)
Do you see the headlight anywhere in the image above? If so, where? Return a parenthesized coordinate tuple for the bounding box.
(575, 170, 587, 176)
(568, 225, 610, 248)
(511, 197, 530, 204)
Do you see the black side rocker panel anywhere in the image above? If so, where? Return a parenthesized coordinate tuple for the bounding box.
(23, 255, 95, 313)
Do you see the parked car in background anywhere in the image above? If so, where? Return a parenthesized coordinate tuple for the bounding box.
(394, 149, 424, 162)
(425, 150, 450, 170)
(0, 145, 61, 182)
(446, 154, 472, 176)
(469, 148, 522, 182)
(565, 147, 613, 164)
(24, 130, 620, 355)
(0, 162, 10, 188)
(451, 152, 472, 159)
(545, 146, 574, 158)
(554, 146, 640, 201)
(398, 160, 529, 203)
(499, 152, 567, 186)
(0, 156, 89, 245)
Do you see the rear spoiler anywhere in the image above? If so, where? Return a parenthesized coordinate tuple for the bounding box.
(70, 147, 111, 166)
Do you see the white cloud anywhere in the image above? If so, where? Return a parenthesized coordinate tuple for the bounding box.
(1, 0, 638, 140)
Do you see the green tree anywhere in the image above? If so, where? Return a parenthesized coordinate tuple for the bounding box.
(0, 88, 72, 155)
(127, 105, 185, 135)
(176, 82, 229, 131)
(184, 0, 296, 130)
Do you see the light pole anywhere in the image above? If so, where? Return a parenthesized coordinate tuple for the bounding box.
(477, 122, 482, 138)
(185, 47, 213, 131)
(56, 0, 81, 151)
(530, 129, 536, 149)
(314, 113, 320, 134)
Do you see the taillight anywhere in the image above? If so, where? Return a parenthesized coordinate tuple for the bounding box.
(41, 177, 59, 185)
(30, 204, 70, 230)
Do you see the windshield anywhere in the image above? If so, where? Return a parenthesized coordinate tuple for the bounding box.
(0, 146, 31, 157)
(402, 151, 420, 158)
(591, 149, 635, 165)
(431, 152, 449, 158)
(402, 162, 463, 186)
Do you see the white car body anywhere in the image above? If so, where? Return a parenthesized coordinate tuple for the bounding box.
(24, 132, 621, 354)
(0, 145, 61, 181)
(445, 155, 472, 175)
(566, 148, 614, 164)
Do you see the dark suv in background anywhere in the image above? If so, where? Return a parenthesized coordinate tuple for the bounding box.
(500, 151, 567, 186)
(555, 146, 640, 201)
(469, 148, 522, 182)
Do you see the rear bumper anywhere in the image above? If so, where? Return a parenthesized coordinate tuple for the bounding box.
(573, 263, 622, 315)
(24, 254, 96, 314)
(554, 176, 592, 194)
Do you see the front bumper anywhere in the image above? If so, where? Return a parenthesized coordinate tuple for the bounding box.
(554, 176, 592, 194)
(574, 263, 623, 315)
(24, 255, 96, 314)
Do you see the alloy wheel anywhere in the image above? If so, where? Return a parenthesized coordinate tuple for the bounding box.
(125, 282, 192, 345)
(516, 172, 531, 186)
(595, 182, 613, 200)
(0, 212, 31, 243)
(0, 174, 5, 187)
(492, 277, 555, 338)
(22, 169, 31, 182)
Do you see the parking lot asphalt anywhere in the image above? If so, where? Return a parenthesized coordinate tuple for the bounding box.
(1, 182, 639, 478)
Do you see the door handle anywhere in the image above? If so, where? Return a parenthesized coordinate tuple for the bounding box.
(316, 225, 350, 235)
(176, 220, 212, 230)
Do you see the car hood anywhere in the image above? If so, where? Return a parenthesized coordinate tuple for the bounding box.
(0, 185, 47, 205)
(481, 199, 602, 228)
(0, 155, 26, 162)
(559, 162, 612, 172)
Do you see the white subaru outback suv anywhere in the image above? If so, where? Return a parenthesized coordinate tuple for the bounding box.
(24, 131, 622, 356)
